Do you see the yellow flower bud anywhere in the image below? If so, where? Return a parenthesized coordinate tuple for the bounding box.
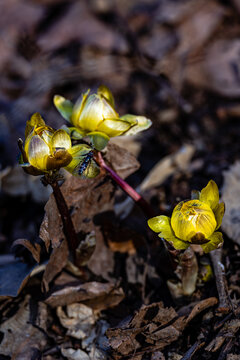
(19, 113, 99, 178)
(171, 200, 216, 243)
(148, 180, 225, 253)
(54, 86, 152, 150)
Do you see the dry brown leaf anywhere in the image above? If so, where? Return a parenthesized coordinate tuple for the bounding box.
(12, 238, 41, 263)
(57, 303, 95, 340)
(45, 280, 124, 309)
(107, 298, 218, 358)
(0, 295, 47, 358)
(37, 2, 128, 53)
(221, 161, 240, 245)
(42, 239, 69, 292)
(186, 39, 240, 97)
(0, 0, 44, 70)
(105, 143, 140, 179)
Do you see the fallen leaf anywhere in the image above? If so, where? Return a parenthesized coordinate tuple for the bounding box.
(61, 348, 90, 360)
(45, 280, 124, 309)
(105, 143, 140, 179)
(221, 161, 240, 245)
(42, 239, 69, 292)
(57, 303, 95, 340)
(37, 2, 128, 53)
(186, 39, 240, 97)
(107, 298, 218, 358)
(12, 238, 41, 263)
(0, 295, 47, 357)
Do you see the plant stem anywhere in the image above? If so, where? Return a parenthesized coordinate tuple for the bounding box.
(95, 152, 155, 218)
(44, 176, 78, 263)
(210, 248, 231, 315)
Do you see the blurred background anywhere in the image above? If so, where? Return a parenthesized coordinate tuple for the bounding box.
(1, 0, 240, 251)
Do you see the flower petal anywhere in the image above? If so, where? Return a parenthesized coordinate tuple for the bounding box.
(50, 129, 72, 151)
(27, 135, 50, 171)
(200, 180, 219, 211)
(53, 95, 74, 122)
(97, 118, 130, 137)
(214, 202, 225, 230)
(98, 85, 115, 107)
(25, 113, 45, 138)
(120, 115, 152, 136)
(201, 232, 223, 253)
(148, 215, 190, 250)
(78, 94, 119, 132)
(87, 131, 110, 151)
(148, 215, 171, 233)
(71, 89, 90, 127)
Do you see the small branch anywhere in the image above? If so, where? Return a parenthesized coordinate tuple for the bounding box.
(210, 248, 231, 315)
(95, 152, 155, 218)
(181, 341, 205, 360)
(43, 175, 78, 263)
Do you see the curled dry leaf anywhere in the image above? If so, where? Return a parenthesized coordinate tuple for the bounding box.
(0, 295, 47, 358)
(12, 238, 41, 263)
(45, 280, 124, 309)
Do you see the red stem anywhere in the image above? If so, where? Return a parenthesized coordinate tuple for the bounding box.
(96, 152, 155, 218)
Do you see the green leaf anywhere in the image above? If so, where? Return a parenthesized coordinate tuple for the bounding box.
(87, 131, 110, 151)
(54, 95, 74, 122)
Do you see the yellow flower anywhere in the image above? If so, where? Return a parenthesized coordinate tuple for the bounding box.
(53, 85, 152, 150)
(148, 180, 225, 253)
(19, 113, 99, 178)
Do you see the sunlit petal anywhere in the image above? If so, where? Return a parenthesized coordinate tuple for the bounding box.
(71, 89, 90, 127)
(120, 115, 152, 136)
(98, 85, 115, 107)
(25, 113, 45, 139)
(214, 202, 225, 229)
(27, 135, 50, 171)
(51, 129, 72, 151)
(201, 232, 223, 253)
(97, 118, 130, 137)
(200, 180, 219, 211)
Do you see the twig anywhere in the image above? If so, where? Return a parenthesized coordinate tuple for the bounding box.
(210, 248, 231, 315)
(181, 341, 205, 360)
(43, 174, 78, 264)
(94, 152, 155, 218)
